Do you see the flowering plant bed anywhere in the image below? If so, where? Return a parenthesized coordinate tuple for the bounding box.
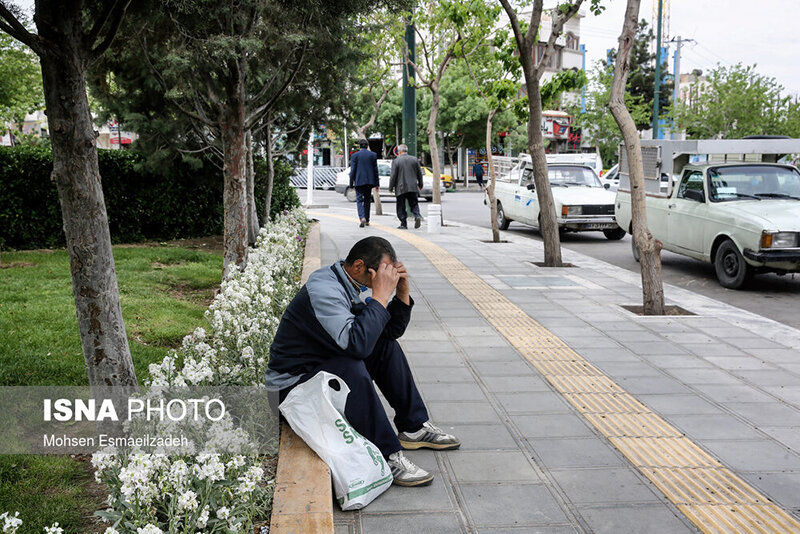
(2, 209, 309, 534)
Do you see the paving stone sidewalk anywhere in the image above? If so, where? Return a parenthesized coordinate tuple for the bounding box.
(313, 207, 800, 534)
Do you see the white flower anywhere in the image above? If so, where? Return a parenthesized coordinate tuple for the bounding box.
(1, 512, 23, 533)
(196, 505, 210, 529)
(177, 490, 199, 512)
(136, 525, 163, 534)
(103, 528, 119, 534)
(216, 507, 230, 520)
(193, 453, 225, 481)
(168, 459, 189, 490)
(43, 523, 63, 534)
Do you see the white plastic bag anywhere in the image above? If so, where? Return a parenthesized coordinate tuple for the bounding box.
(279, 371, 393, 510)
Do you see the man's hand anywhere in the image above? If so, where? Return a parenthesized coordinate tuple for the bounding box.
(394, 261, 410, 305)
(369, 262, 399, 308)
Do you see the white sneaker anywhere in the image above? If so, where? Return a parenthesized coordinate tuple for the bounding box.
(398, 421, 461, 451)
(387, 451, 434, 487)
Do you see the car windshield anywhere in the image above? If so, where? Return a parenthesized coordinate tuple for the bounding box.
(548, 166, 601, 187)
(708, 165, 800, 202)
(378, 164, 391, 176)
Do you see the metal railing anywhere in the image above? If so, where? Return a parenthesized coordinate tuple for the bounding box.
(290, 166, 345, 189)
(489, 156, 520, 182)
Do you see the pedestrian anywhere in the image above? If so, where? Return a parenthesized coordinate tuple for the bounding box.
(266, 236, 461, 487)
(388, 144, 424, 229)
(349, 139, 379, 228)
(472, 161, 485, 191)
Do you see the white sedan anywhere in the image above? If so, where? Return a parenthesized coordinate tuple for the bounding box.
(494, 162, 625, 240)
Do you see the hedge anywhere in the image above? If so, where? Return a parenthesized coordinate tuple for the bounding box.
(0, 145, 299, 250)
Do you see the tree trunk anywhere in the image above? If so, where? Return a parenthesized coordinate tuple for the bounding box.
(526, 73, 563, 266)
(245, 129, 259, 244)
(609, 0, 665, 315)
(37, 23, 136, 388)
(427, 84, 442, 205)
(220, 84, 249, 279)
(486, 109, 500, 243)
(264, 117, 275, 222)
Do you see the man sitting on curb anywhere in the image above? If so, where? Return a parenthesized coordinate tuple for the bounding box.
(266, 236, 460, 486)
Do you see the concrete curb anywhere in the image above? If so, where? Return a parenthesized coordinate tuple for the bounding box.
(269, 220, 335, 534)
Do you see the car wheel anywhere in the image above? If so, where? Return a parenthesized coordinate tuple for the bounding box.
(714, 239, 752, 289)
(603, 227, 627, 241)
(631, 233, 640, 262)
(496, 201, 511, 230)
(345, 187, 357, 202)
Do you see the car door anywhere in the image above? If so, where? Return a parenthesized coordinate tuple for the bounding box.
(514, 166, 538, 224)
(667, 170, 707, 253)
(378, 163, 391, 189)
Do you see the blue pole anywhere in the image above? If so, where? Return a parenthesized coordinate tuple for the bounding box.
(580, 44, 586, 113)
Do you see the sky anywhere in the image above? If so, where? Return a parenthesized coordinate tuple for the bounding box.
(9, 0, 800, 96)
(578, 0, 800, 96)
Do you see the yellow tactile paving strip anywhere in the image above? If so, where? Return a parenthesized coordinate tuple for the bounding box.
(312, 211, 800, 533)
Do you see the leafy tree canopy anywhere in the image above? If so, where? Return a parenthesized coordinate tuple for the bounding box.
(672, 63, 797, 139)
(0, 28, 43, 126)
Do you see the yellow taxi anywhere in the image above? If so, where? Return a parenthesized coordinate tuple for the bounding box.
(422, 167, 455, 190)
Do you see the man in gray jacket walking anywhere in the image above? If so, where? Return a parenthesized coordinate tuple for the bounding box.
(388, 144, 424, 229)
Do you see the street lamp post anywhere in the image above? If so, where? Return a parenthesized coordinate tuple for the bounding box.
(402, 20, 416, 157)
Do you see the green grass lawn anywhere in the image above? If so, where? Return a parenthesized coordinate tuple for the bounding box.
(0, 242, 222, 531)
(1, 244, 222, 386)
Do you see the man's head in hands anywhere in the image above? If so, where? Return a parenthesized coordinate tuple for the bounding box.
(344, 236, 398, 290)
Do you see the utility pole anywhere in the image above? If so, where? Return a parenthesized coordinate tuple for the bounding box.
(652, 0, 663, 139)
(672, 36, 681, 106)
(402, 20, 417, 157)
(668, 36, 693, 139)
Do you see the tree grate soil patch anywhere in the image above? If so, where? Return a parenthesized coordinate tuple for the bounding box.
(528, 261, 577, 268)
(621, 304, 696, 316)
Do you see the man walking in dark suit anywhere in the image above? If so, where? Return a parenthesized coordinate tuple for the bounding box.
(349, 139, 380, 228)
(388, 144, 424, 229)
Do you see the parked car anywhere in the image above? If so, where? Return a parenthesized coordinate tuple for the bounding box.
(334, 159, 445, 202)
(494, 157, 625, 240)
(546, 152, 604, 176)
(616, 162, 800, 288)
(601, 163, 619, 191)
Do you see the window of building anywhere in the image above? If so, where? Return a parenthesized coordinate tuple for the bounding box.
(533, 43, 562, 69)
(565, 32, 579, 51)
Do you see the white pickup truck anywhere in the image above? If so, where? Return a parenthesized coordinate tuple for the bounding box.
(615, 139, 800, 288)
(494, 156, 625, 240)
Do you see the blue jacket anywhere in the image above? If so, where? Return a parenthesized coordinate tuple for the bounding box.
(349, 148, 379, 187)
(473, 163, 484, 179)
(266, 261, 413, 389)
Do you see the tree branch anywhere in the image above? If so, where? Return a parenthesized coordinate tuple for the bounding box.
(90, 0, 132, 62)
(245, 40, 308, 130)
(536, 0, 583, 80)
(137, 33, 216, 127)
(0, 4, 43, 54)
(84, 1, 116, 50)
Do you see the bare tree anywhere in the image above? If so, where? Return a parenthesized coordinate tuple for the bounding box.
(608, 0, 665, 314)
(0, 0, 137, 388)
(498, 0, 591, 266)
